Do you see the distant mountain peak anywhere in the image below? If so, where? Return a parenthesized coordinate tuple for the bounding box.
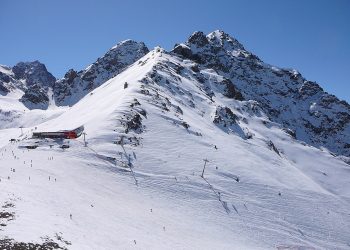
(187, 31, 210, 47)
(185, 30, 246, 52)
(207, 30, 246, 51)
(12, 60, 56, 87)
(110, 39, 147, 50)
(53, 39, 149, 106)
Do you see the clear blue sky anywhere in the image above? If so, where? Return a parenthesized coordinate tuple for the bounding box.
(1, 0, 349, 102)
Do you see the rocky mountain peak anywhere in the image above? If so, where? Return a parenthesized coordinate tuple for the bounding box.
(12, 60, 56, 88)
(185, 30, 246, 53)
(172, 30, 259, 71)
(172, 30, 350, 157)
(187, 31, 210, 47)
(207, 30, 245, 51)
(96, 39, 149, 68)
(0, 61, 54, 109)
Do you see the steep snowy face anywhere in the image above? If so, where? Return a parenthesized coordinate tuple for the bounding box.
(53, 40, 149, 106)
(172, 30, 350, 156)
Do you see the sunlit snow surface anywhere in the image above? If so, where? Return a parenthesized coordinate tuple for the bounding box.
(1, 50, 349, 249)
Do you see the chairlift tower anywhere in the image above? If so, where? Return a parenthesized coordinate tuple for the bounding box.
(82, 132, 87, 147)
(19, 126, 23, 136)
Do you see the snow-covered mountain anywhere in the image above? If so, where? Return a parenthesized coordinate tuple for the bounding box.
(0, 61, 55, 91)
(0, 61, 55, 101)
(53, 40, 149, 106)
(172, 30, 350, 157)
(0, 61, 60, 127)
(0, 40, 148, 128)
(0, 31, 349, 249)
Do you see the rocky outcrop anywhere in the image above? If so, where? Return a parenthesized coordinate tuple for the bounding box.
(219, 78, 244, 100)
(213, 105, 246, 138)
(0, 75, 10, 94)
(19, 84, 49, 109)
(213, 106, 238, 127)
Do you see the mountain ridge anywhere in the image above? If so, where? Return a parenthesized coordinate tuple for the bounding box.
(0, 30, 349, 158)
(0, 33, 350, 249)
(172, 30, 350, 157)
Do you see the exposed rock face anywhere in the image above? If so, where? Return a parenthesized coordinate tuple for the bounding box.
(19, 84, 49, 109)
(0, 74, 10, 94)
(12, 61, 56, 88)
(0, 65, 17, 95)
(219, 78, 244, 100)
(53, 40, 149, 106)
(0, 84, 9, 94)
(211, 105, 246, 138)
(0, 62, 55, 109)
(172, 30, 350, 156)
(0, 72, 11, 84)
(213, 106, 238, 127)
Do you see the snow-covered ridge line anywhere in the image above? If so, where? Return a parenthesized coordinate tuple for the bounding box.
(53, 39, 149, 106)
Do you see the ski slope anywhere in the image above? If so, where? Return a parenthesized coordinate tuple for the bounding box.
(1, 49, 350, 249)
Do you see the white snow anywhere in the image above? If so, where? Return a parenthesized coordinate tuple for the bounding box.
(0, 65, 13, 76)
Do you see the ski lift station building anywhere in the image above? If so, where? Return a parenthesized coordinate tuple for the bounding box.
(32, 126, 84, 139)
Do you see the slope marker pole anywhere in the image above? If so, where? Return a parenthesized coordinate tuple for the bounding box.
(201, 159, 209, 178)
